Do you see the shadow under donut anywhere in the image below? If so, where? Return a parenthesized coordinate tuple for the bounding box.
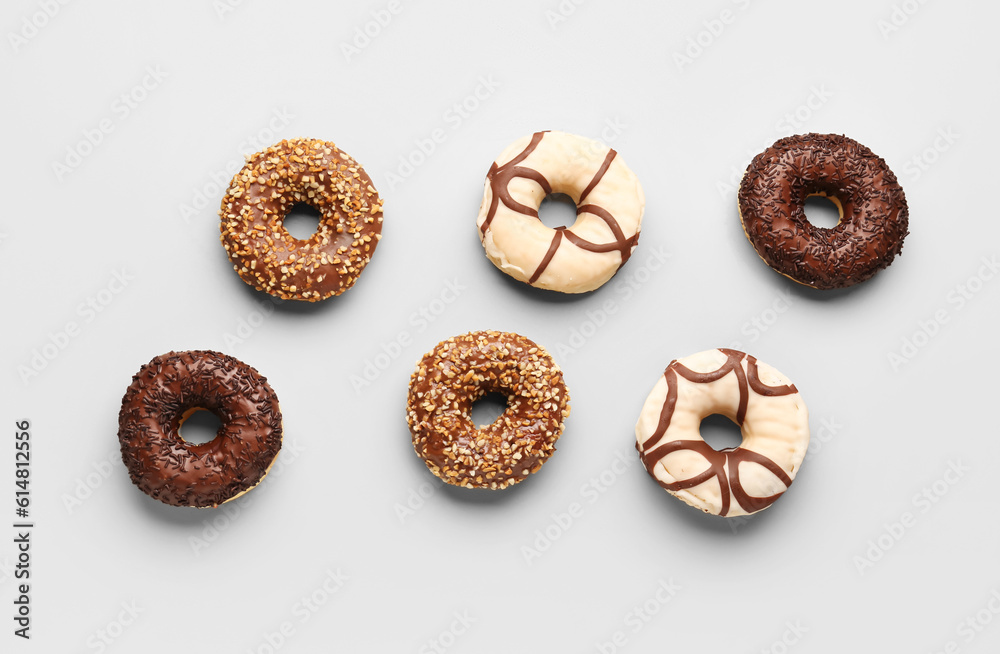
(727, 201, 896, 304)
(492, 261, 616, 306)
(397, 418, 541, 508)
(632, 450, 788, 538)
(126, 483, 214, 526)
(225, 257, 354, 317)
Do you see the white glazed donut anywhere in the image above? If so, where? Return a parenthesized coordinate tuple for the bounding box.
(634, 349, 809, 517)
(476, 130, 645, 293)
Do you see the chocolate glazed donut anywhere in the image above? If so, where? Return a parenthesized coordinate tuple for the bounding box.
(220, 138, 384, 302)
(738, 134, 909, 289)
(118, 351, 282, 508)
(406, 331, 571, 490)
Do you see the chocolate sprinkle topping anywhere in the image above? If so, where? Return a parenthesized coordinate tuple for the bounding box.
(117, 350, 283, 508)
(738, 133, 909, 290)
(406, 331, 571, 490)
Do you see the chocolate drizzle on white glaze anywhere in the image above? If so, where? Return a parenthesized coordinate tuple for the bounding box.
(636, 349, 801, 517)
(479, 131, 640, 288)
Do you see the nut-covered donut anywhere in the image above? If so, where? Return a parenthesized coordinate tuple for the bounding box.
(220, 138, 384, 301)
(738, 133, 908, 290)
(477, 130, 645, 294)
(635, 349, 809, 517)
(406, 331, 571, 489)
(118, 350, 282, 508)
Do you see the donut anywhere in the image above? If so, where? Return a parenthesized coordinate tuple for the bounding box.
(220, 138, 384, 301)
(738, 133, 908, 290)
(117, 350, 282, 508)
(406, 331, 571, 489)
(634, 349, 809, 517)
(477, 130, 645, 293)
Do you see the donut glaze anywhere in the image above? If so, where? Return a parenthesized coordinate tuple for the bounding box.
(635, 349, 809, 518)
(220, 138, 383, 301)
(477, 130, 645, 293)
(118, 350, 282, 508)
(406, 331, 570, 489)
(738, 133, 908, 289)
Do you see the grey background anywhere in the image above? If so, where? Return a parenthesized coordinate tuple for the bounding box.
(3, 0, 999, 651)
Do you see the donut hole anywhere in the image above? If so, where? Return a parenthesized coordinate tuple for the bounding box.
(699, 414, 743, 452)
(804, 194, 843, 229)
(179, 409, 223, 445)
(283, 202, 322, 240)
(471, 391, 509, 428)
(538, 193, 578, 230)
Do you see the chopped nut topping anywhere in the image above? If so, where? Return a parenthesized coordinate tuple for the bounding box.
(219, 138, 384, 302)
(406, 331, 570, 490)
